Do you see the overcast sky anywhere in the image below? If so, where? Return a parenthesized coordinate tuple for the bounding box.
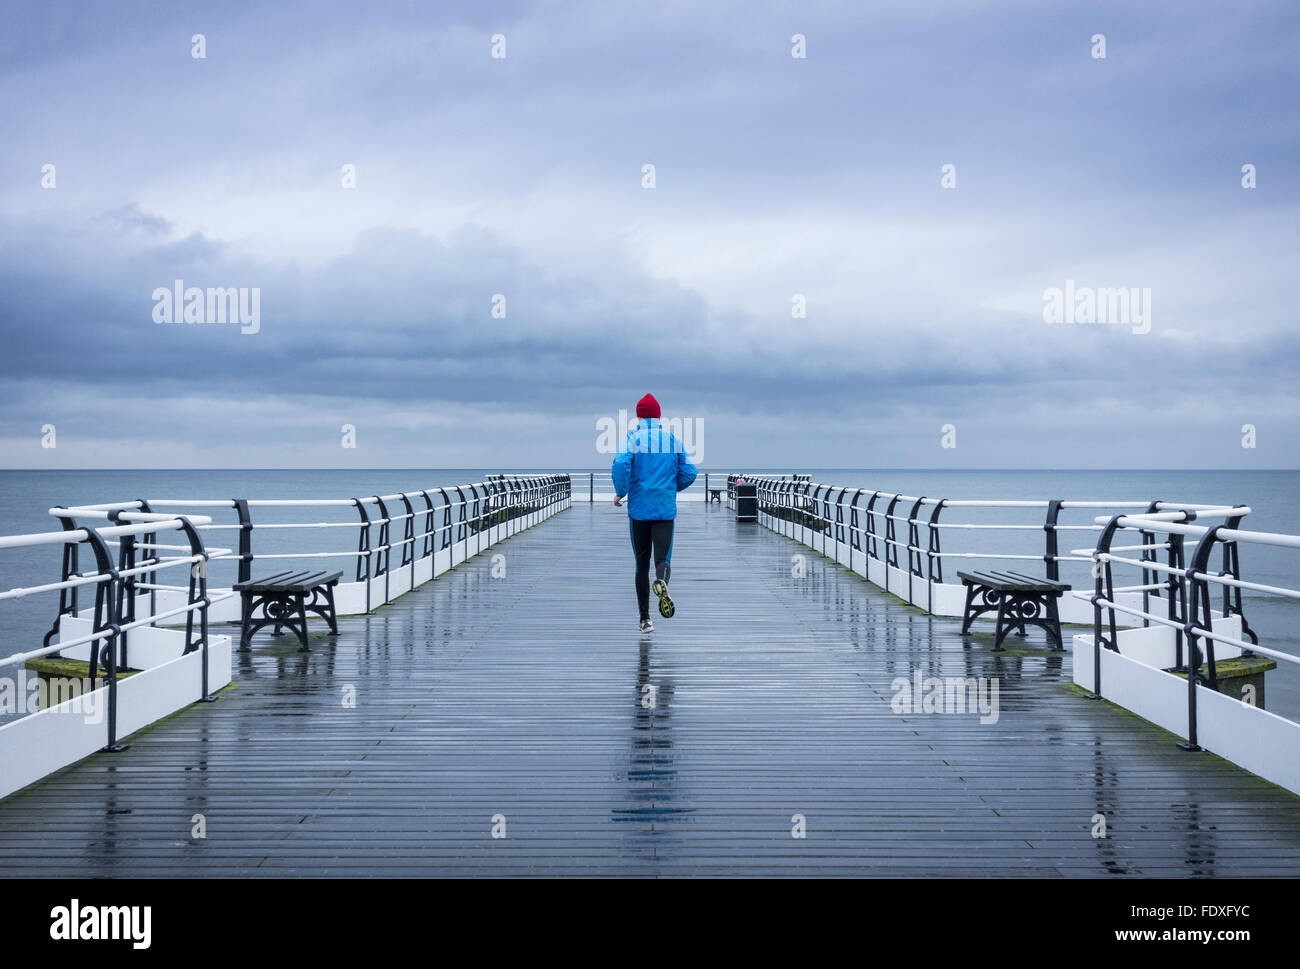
(1, 0, 1297, 469)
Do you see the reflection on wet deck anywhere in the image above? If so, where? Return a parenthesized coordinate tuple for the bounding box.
(2, 502, 1299, 876)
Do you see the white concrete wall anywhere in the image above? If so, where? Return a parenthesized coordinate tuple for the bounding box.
(0, 489, 571, 802)
(751, 493, 1300, 794)
(1073, 629, 1300, 796)
(0, 633, 232, 801)
(152, 491, 571, 623)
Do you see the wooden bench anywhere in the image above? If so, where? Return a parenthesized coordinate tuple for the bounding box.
(708, 489, 723, 503)
(957, 570, 1071, 651)
(233, 570, 342, 652)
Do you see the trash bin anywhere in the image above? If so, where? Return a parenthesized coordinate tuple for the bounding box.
(735, 482, 758, 522)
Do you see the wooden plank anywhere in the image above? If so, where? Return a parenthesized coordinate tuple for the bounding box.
(960, 569, 1066, 592)
(957, 570, 1019, 588)
(2, 502, 1298, 876)
(1001, 570, 1071, 592)
(987, 571, 1051, 591)
(231, 569, 297, 591)
(234, 570, 343, 593)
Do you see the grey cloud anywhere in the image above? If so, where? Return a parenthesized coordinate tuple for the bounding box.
(1, 0, 1298, 467)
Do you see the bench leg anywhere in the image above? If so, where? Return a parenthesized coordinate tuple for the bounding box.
(1046, 595, 1063, 650)
(323, 584, 339, 634)
(238, 593, 254, 652)
(304, 585, 340, 635)
(993, 598, 1011, 651)
(960, 583, 979, 635)
(294, 594, 311, 652)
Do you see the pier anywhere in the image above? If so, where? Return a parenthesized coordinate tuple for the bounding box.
(2, 474, 1300, 876)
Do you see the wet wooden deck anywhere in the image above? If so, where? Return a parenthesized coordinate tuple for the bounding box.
(3, 501, 1300, 877)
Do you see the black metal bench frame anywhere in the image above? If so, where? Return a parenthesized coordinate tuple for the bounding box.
(958, 570, 1071, 651)
(708, 489, 722, 503)
(234, 570, 342, 652)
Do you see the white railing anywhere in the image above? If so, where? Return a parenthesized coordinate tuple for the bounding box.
(0, 473, 572, 801)
(570, 470, 728, 502)
(732, 472, 1300, 795)
(46, 474, 573, 624)
(1071, 508, 1300, 794)
(0, 513, 235, 798)
(0, 513, 227, 677)
(729, 473, 1237, 623)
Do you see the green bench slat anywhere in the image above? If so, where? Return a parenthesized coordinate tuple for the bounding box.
(233, 570, 343, 593)
(957, 570, 1070, 592)
(957, 570, 1018, 588)
(1000, 570, 1071, 592)
(987, 571, 1049, 590)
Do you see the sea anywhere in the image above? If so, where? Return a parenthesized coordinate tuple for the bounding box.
(1, 469, 1297, 724)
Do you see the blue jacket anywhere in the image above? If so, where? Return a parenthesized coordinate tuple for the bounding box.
(612, 418, 698, 520)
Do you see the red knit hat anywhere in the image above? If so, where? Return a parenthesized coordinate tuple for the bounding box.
(635, 393, 661, 419)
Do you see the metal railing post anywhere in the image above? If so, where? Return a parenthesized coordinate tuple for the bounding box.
(1169, 532, 1186, 667)
(1044, 499, 1064, 582)
(106, 509, 136, 672)
(176, 516, 216, 703)
(136, 498, 158, 631)
(1222, 505, 1258, 647)
(865, 492, 881, 566)
(1138, 499, 1161, 627)
(398, 494, 416, 569)
(1180, 523, 1230, 751)
(420, 490, 436, 559)
(352, 498, 373, 613)
(905, 497, 925, 605)
(81, 527, 126, 752)
(927, 499, 947, 585)
(438, 489, 453, 549)
(42, 508, 82, 652)
(1088, 516, 1123, 700)
(883, 496, 901, 593)
(233, 499, 253, 584)
(847, 489, 864, 574)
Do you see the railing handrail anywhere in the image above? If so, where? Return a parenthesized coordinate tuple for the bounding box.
(735, 472, 1247, 585)
(0, 510, 220, 749)
(3, 474, 574, 755)
(1, 515, 212, 549)
(1069, 501, 1300, 750)
(38, 475, 569, 592)
(734, 472, 1300, 763)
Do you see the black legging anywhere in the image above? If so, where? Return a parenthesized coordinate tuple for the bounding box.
(629, 518, 674, 621)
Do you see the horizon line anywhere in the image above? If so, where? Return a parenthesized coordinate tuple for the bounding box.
(0, 467, 1296, 474)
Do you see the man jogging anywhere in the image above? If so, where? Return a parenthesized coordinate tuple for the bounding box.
(612, 393, 698, 633)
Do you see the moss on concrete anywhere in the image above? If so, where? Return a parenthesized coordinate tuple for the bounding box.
(1169, 655, 1277, 679)
(25, 657, 139, 679)
(1063, 682, 1300, 802)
